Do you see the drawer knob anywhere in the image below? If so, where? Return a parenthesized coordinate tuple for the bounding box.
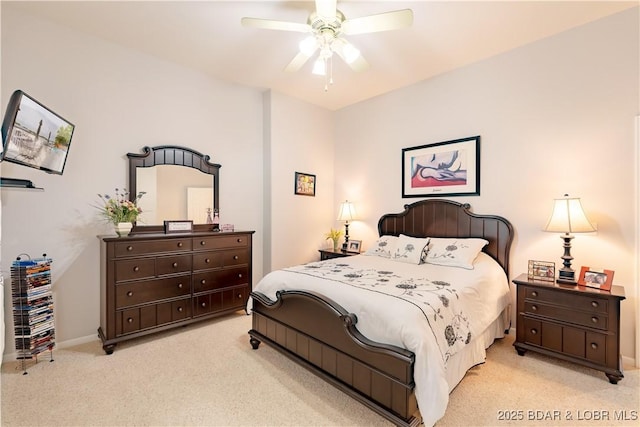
(238, 274, 243, 278)
(591, 317, 599, 324)
(237, 238, 242, 243)
(177, 307, 183, 312)
(591, 343, 598, 350)
(127, 318, 133, 323)
(201, 302, 206, 307)
(127, 246, 133, 251)
(530, 328, 537, 335)
(237, 293, 242, 299)
(205, 258, 211, 263)
(201, 279, 206, 284)
(234, 255, 239, 260)
(177, 283, 183, 289)
(177, 242, 183, 247)
(591, 301, 599, 308)
(172, 262, 178, 268)
(200, 241, 206, 246)
(531, 305, 538, 311)
(531, 291, 538, 297)
(127, 291, 133, 297)
(133, 266, 140, 272)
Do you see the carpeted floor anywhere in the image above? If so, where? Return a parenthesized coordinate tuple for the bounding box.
(1, 313, 638, 426)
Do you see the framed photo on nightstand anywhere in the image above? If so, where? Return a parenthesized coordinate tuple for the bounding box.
(578, 266, 614, 291)
(527, 260, 555, 282)
(346, 240, 361, 253)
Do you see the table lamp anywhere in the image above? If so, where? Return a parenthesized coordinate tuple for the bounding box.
(337, 200, 356, 251)
(543, 194, 596, 284)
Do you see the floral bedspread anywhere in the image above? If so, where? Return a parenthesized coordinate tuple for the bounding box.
(284, 259, 471, 363)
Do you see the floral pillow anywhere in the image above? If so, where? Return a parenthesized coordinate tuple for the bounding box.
(392, 234, 431, 265)
(423, 238, 489, 269)
(363, 235, 399, 258)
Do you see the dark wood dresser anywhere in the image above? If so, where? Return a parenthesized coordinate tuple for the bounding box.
(512, 273, 626, 383)
(99, 231, 254, 354)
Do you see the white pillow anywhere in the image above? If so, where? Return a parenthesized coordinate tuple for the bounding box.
(392, 234, 430, 265)
(423, 238, 488, 269)
(363, 235, 398, 258)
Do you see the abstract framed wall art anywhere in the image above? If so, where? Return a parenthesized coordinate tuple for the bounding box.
(294, 171, 316, 196)
(402, 136, 480, 198)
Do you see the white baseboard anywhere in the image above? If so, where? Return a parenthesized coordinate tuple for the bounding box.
(2, 333, 99, 363)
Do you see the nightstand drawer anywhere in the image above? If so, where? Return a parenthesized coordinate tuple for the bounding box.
(525, 287, 609, 314)
(524, 301, 608, 330)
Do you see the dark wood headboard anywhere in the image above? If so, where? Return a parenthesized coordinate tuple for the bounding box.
(378, 199, 514, 277)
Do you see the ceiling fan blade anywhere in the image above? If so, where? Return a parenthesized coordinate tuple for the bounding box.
(315, 0, 337, 20)
(241, 17, 311, 33)
(342, 9, 413, 35)
(284, 51, 315, 72)
(332, 39, 370, 72)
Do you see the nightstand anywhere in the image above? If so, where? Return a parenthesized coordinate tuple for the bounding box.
(512, 273, 626, 384)
(318, 249, 356, 261)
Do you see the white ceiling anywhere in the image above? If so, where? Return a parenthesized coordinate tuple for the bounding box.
(5, 1, 637, 110)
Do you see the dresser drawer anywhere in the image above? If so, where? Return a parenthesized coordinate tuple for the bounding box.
(192, 234, 249, 250)
(116, 298, 191, 336)
(156, 254, 192, 276)
(115, 275, 190, 308)
(192, 249, 249, 271)
(114, 239, 192, 257)
(193, 266, 249, 293)
(525, 287, 609, 314)
(223, 285, 249, 311)
(115, 258, 156, 282)
(524, 301, 609, 330)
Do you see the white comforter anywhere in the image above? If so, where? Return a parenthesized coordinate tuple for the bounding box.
(248, 253, 510, 426)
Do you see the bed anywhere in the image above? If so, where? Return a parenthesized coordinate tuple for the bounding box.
(247, 199, 514, 426)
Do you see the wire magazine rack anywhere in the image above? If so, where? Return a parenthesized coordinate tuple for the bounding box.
(10, 254, 55, 374)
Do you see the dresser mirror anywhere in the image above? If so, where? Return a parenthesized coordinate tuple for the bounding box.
(128, 145, 220, 233)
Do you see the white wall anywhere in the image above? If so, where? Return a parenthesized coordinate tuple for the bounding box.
(264, 91, 335, 271)
(334, 8, 639, 362)
(1, 7, 264, 352)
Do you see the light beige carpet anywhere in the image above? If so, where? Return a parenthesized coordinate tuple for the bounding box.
(1, 313, 638, 426)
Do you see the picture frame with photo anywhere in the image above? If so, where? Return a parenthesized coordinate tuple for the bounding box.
(346, 239, 361, 253)
(527, 260, 555, 282)
(294, 172, 316, 196)
(578, 266, 614, 291)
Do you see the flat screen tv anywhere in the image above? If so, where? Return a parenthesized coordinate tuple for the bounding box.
(1, 90, 75, 175)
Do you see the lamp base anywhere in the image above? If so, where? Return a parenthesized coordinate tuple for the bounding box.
(557, 269, 577, 285)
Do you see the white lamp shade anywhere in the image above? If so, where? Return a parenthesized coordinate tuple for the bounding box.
(337, 201, 356, 221)
(544, 195, 595, 233)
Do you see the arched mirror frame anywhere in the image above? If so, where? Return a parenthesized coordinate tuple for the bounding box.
(128, 145, 220, 234)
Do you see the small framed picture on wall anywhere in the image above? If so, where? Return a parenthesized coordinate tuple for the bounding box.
(294, 172, 316, 196)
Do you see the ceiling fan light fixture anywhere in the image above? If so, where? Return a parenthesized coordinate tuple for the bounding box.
(299, 36, 317, 56)
(342, 43, 360, 64)
(312, 58, 326, 76)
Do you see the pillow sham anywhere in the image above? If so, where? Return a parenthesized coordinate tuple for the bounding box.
(423, 237, 489, 269)
(392, 234, 430, 265)
(363, 235, 398, 258)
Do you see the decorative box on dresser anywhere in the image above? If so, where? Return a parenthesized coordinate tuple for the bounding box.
(512, 273, 625, 384)
(99, 231, 254, 354)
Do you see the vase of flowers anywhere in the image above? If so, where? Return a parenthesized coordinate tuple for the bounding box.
(325, 228, 343, 251)
(97, 188, 146, 237)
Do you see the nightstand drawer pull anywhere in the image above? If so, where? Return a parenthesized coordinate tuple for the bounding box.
(201, 302, 206, 307)
(238, 273, 243, 278)
(200, 240, 206, 246)
(591, 343, 598, 350)
(127, 318, 133, 323)
(233, 255, 239, 260)
(172, 262, 178, 268)
(205, 258, 211, 263)
(177, 283, 183, 289)
(177, 242, 183, 248)
(177, 306, 183, 312)
(531, 305, 538, 311)
(530, 328, 538, 335)
(591, 301, 599, 308)
(133, 266, 139, 272)
(127, 291, 133, 297)
(591, 317, 599, 324)
(201, 279, 206, 284)
(127, 246, 133, 251)
(237, 238, 242, 243)
(531, 291, 538, 297)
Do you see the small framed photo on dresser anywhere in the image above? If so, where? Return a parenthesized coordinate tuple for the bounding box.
(346, 240, 362, 253)
(578, 266, 614, 291)
(527, 260, 555, 282)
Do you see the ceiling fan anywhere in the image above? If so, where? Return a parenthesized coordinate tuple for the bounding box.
(241, 0, 413, 88)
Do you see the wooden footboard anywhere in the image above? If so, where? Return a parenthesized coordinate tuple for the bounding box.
(248, 290, 420, 427)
